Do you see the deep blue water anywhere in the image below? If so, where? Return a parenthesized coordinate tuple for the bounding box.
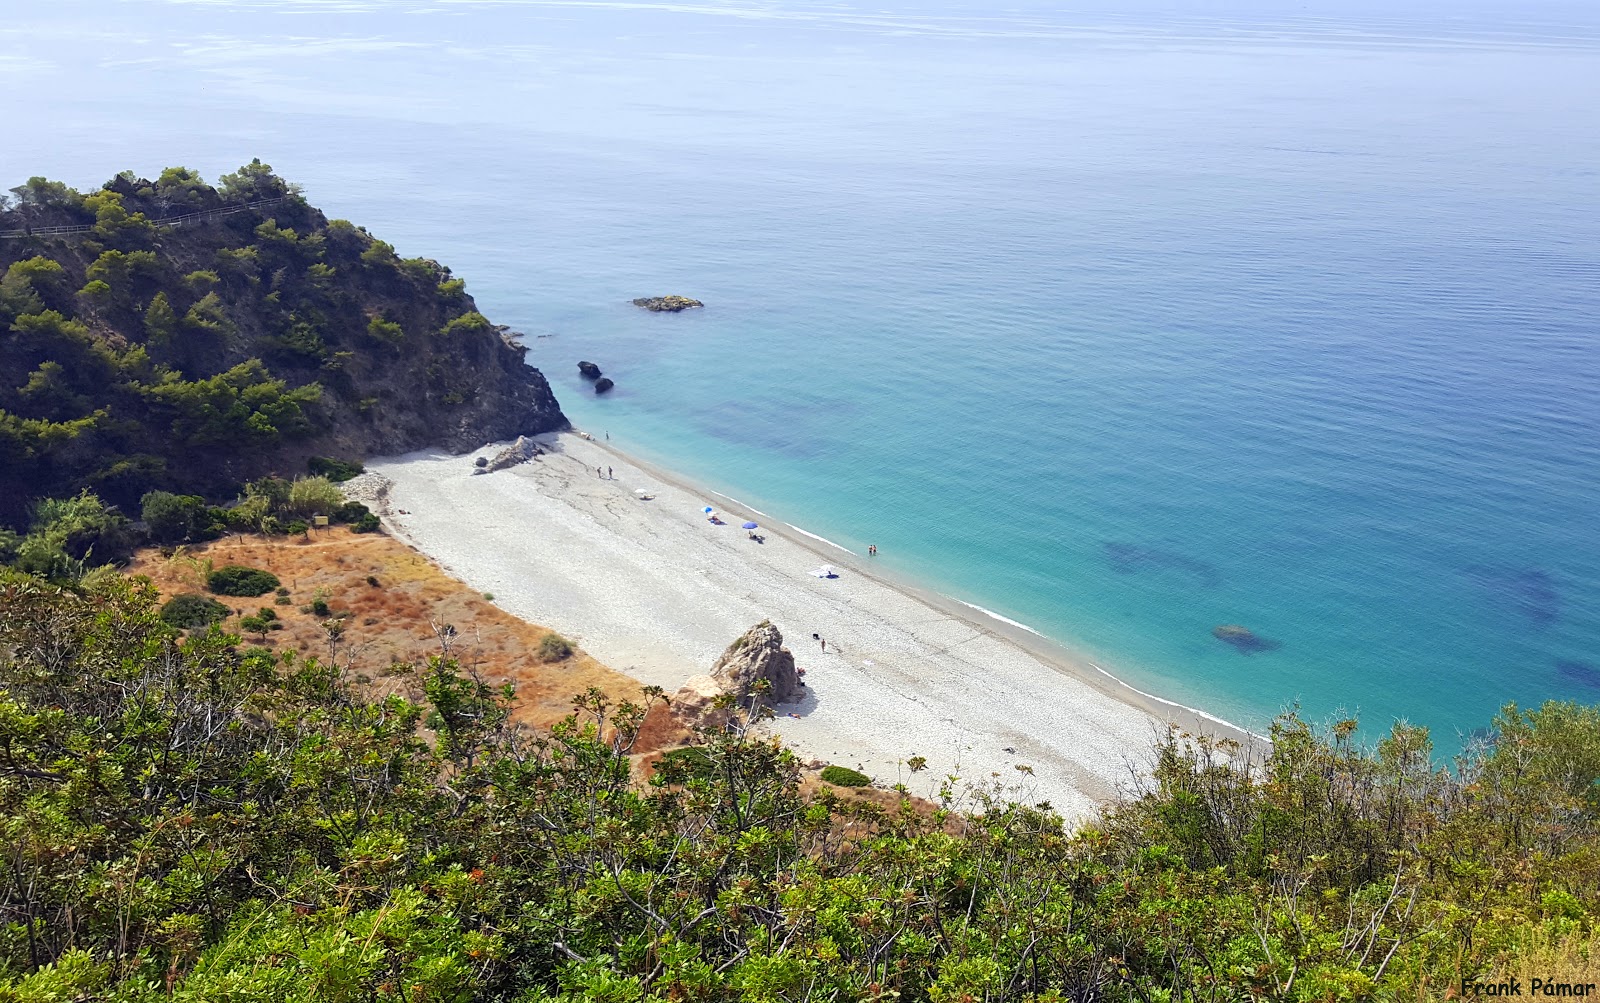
(6, 0, 1599, 747)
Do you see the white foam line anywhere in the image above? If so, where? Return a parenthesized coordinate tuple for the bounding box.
(945, 593, 1267, 742)
(948, 597, 1047, 637)
(710, 491, 769, 518)
(1084, 661, 1269, 741)
(784, 524, 858, 555)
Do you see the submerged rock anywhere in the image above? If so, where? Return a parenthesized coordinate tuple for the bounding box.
(578, 361, 602, 380)
(594, 377, 615, 394)
(632, 295, 703, 313)
(1212, 624, 1282, 654)
(473, 435, 542, 474)
(1558, 660, 1600, 689)
(1464, 565, 1560, 627)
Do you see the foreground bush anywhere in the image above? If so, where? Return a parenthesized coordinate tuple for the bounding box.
(206, 563, 280, 596)
(1, 571, 1598, 1000)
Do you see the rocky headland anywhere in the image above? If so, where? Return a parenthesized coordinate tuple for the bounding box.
(0, 162, 568, 524)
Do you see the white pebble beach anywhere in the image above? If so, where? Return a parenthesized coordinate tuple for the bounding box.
(351, 431, 1256, 822)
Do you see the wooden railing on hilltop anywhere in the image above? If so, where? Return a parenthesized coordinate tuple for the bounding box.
(0, 196, 286, 240)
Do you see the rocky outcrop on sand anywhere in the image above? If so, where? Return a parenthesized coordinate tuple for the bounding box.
(578, 361, 602, 380)
(632, 295, 703, 313)
(594, 377, 615, 395)
(646, 622, 802, 739)
(473, 435, 543, 475)
(710, 621, 804, 705)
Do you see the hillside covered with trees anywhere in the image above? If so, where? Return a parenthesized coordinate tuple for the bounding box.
(0, 162, 566, 529)
(0, 573, 1597, 1000)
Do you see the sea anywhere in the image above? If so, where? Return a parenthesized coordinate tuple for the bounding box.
(6, 0, 1599, 750)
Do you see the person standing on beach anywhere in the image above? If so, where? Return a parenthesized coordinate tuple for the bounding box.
(607, 466, 613, 479)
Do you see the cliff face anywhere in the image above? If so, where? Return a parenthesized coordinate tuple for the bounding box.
(0, 163, 566, 524)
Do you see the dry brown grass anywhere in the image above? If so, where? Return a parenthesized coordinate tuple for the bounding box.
(127, 528, 643, 733)
(1484, 926, 1600, 989)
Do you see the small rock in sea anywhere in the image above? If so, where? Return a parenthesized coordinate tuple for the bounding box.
(594, 377, 615, 394)
(1212, 624, 1282, 655)
(578, 361, 602, 380)
(632, 295, 703, 313)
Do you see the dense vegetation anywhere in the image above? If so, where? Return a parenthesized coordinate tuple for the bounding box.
(0, 163, 564, 529)
(0, 472, 378, 587)
(0, 573, 1595, 1000)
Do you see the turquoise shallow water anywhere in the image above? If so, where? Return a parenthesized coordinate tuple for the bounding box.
(6, 0, 1600, 747)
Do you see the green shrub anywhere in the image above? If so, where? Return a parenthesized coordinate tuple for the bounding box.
(366, 316, 404, 346)
(334, 500, 370, 523)
(159, 593, 229, 629)
(352, 513, 380, 533)
(284, 520, 308, 536)
(655, 746, 714, 780)
(538, 633, 573, 662)
(207, 565, 280, 597)
(820, 765, 871, 788)
(283, 476, 343, 519)
(141, 491, 210, 545)
(309, 598, 331, 617)
(240, 615, 269, 636)
(308, 456, 364, 482)
(439, 311, 491, 337)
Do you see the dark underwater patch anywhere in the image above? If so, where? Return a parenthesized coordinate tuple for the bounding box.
(1211, 624, 1283, 655)
(1103, 542, 1221, 588)
(1463, 565, 1560, 627)
(695, 399, 830, 459)
(1558, 660, 1600, 689)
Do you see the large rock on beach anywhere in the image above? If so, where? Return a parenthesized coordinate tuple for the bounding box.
(473, 435, 542, 475)
(647, 622, 803, 740)
(593, 377, 615, 394)
(632, 295, 703, 313)
(710, 620, 803, 706)
(578, 361, 602, 380)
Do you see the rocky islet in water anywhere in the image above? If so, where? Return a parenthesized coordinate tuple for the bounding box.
(632, 295, 703, 312)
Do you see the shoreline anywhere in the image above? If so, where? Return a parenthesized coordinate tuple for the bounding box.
(585, 434, 1266, 748)
(351, 431, 1264, 821)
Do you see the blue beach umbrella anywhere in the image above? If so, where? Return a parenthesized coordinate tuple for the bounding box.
(703, 506, 714, 514)
(742, 521, 759, 530)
